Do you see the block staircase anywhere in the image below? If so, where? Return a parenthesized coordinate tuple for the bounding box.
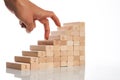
(6, 22, 85, 70)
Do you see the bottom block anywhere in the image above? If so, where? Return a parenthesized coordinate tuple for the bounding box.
(6, 62, 30, 70)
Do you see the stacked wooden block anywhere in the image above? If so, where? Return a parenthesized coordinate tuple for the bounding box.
(6, 22, 85, 70)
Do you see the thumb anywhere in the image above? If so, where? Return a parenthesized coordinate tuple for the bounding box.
(20, 20, 36, 33)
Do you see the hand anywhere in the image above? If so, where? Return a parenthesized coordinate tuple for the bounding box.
(4, 0, 61, 39)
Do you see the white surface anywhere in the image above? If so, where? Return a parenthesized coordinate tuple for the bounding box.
(0, 0, 120, 80)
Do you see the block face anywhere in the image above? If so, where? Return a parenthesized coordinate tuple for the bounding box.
(61, 50, 68, 56)
(73, 56, 80, 66)
(6, 62, 30, 70)
(22, 51, 46, 57)
(68, 56, 74, 66)
(74, 50, 80, 56)
(61, 56, 68, 67)
(53, 50, 61, 56)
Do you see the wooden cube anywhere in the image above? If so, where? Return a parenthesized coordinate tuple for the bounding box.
(22, 51, 46, 57)
(46, 57, 53, 68)
(61, 56, 68, 67)
(73, 56, 80, 66)
(79, 46, 85, 51)
(61, 50, 67, 56)
(67, 46, 73, 51)
(80, 56, 85, 65)
(53, 50, 61, 56)
(68, 56, 74, 66)
(74, 50, 80, 56)
(60, 46, 67, 51)
(74, 45, 80, 50)
(72, 36, 80, 41)
(38, 57, 46, 63)
(80, 36, 85, 42)
(74, 40, 80, 45)
(67, 40, 74, 45)
(53, 57, 61, 68)
(53, 45, 61, 51)
(80, 50, 85, 56)
(67, 50, 73, 56)
(46, 50, 53, 56)
(6, 62, 30, 70)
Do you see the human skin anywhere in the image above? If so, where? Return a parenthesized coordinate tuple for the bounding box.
(4, 0, 61, 39)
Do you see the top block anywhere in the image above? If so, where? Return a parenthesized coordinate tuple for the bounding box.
(58, 22, 85, 31)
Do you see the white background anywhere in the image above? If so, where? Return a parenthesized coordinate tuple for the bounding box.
(0, 0, 120, 80)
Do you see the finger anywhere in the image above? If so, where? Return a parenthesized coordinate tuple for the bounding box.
(20, 19, 36, 33)
(47, 11, 61, 27)
(39, 18, 50, 40)
(19, 21, 26, 28)
(26, 21, 36, 33)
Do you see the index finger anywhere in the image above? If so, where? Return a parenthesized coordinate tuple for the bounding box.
(48, 11, 61, 27)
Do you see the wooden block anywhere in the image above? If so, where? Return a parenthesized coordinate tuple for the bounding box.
(53, 45, 61, 51)
(30, 45, 53, 51)
(46, 51, 53, 56)
(61, 56, 68, 67)
(51, 31, 70, 36)
(73, 56, 80, 66)
(72, 36, 80, 41)
(61, 50, 68, 56)
(80, 46, 85, 51)
(80, 24, 85, 32)
(64, 22, 85, 27)
(67, 46, 73, 51)
(46, 62, 53, 68)
(60, 46, 67, 51)
(46, 57, 53, 68)
(80, 56, 85, 61)
(80, 50, 85, 56)
(46, 57, 53, 63)
(6, 62, 30, 70)
(38, 40, 54, 45)
(67, 50, 73, 56)
(74, 40, 80, 45)
(54, 62, 60, 68)
(80, 56, 85, 65)
(80, 32, 85, 37)
(74, 50, 80, 56)
(80, 42, 85, 46)
(63, 22, 85, 33)
(67, 40, 73, 45)
(53, 50, 61, 56)
(38, 57, 46, 63)
(71, 31, 80, 36)
(49, 35, 72, 40)
(38, 40, 67, 45)
(15, 56, 38, 63)
(80, 36, 85, 42)
(15, 56, 38, 70)
(49, 35, 67, 40)
(68, 56, 74, 66)
(22, 51, 46, 57)
(53, 57, 61, 62)
(74, 45, 80, 50)
(57, 26, 74, 31)
(38, 63, 47, 70)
